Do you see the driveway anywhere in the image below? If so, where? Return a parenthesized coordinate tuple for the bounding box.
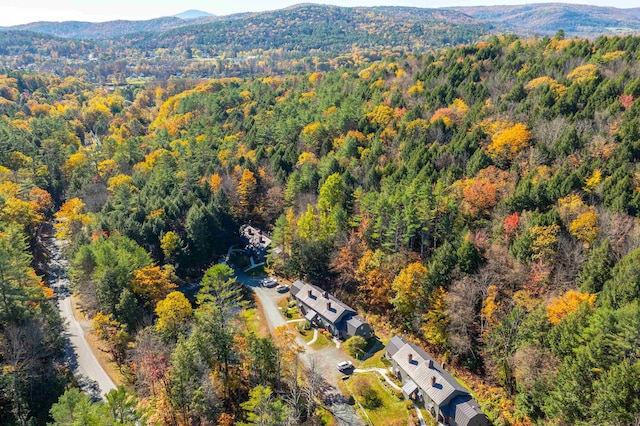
(233, 269, 288, 332)
(234, 268, 365, 426)
(44, 228, 116, 399)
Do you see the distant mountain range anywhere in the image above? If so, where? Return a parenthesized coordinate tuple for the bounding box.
(452, 3, 640, 36)
(0, 10, 217, 39)
(173, 10, 214, 20)
(1, 3, 639, 42)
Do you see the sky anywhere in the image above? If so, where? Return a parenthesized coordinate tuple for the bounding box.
(0, 0, 638, 26)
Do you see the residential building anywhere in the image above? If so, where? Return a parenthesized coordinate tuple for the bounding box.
(290, 280, 372, 340)
(386, 336, 489, 426)
(239, 224, 272, 262)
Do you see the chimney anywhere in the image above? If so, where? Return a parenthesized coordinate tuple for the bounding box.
(431, 376, 436, 387)
(428, 359, 434, 369)
(327, 302, 332, 310)
(324, 291, 329, 299)
(408, 353, 413, 363)
(308, 289, 313, 298)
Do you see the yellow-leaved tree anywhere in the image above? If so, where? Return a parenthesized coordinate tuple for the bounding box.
(131, 265, 177, 307)
(209, 173, 223, 194)
(487, 122, 532, 162)
(107, 174, 134, 193)
(391, 262, 428, 318)
(481, 285, 500, 335)
(54, 198, 92, 241)
(236, 168, 257, 217)
(155, 291, 193, 340)
(160, 231, 181, 262)
(546, 290, 596, 324)
(568, 210, 599, 246)
(421, 287, 449, 348)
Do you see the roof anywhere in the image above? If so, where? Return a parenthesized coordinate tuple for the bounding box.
(290, 280, 356, 324)
(305, 309, 317, 322)
(455, 398, 486, 426)
(346, 315, 367, 334)
(440, 395, 487, 426)
(388, 336, 468, 406)
(386, 335, 405, 358)
(402, 379, 419, 396)
(240, 225, 272, 250)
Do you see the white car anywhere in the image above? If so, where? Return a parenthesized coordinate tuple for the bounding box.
(261, 277, 277, 288)
(276, 284, 289, 293)
(337, 361, 353, 372)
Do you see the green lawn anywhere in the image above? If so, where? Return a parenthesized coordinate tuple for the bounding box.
(278, 298, 302, 320)
(314, 406, 336, 425)
(341, 372, 410, 425)
(240, 307, 269, 337)
(311, 330, 333, 350)
(361, 347, 391, 369)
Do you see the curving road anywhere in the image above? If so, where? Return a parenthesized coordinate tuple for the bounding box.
(45, 229, 116, 399)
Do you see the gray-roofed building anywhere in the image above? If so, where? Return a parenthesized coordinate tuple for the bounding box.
(240, 225, 272, 262)
(386, 336, 489, 426)
(290, 280, 372, 340)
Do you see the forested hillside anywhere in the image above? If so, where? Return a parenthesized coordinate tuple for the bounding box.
(0, 5, 494, 83)
(2, 32, 640, 424)
(454, 4, 640, 36)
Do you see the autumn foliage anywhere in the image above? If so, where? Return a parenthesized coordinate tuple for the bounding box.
(546, 290, 596, 324)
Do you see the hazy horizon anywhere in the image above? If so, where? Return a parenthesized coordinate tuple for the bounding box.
(1, 0, 639, 27)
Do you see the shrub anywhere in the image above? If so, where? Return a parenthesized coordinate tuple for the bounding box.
(353, 376, 382, 409)
(344, 335, 367, 358)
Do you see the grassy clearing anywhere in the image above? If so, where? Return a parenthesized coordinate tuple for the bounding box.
(314, 406, 337, 426)
(125, 76, 155, 85)
(284, 308, 302, 320)
(240, 303, 270, 338)
(340, 372, 410, 425)
(277, 297, 302, 320)
(310, 330, 332, 350)
(361, 347, 391, 369)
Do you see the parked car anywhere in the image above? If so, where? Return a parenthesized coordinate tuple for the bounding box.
(337, 361, 353, 372)
(276, 284, 289, 293)
(261, 277, 277, 288)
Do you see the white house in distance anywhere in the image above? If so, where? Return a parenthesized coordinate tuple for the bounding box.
(290, 280, 372, 340)
(387, 336, 489, 426)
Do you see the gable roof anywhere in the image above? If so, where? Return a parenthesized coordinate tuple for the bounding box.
(386, 335, 405, 358)
(388, 336, 468, 406)
(440, 395, 486, 426)
(290, 280, 356, 324)
(346, 315, 367, 335)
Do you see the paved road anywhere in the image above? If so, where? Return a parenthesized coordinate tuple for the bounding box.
(44, 230, 116, 399)
(234, 268, 365, 426)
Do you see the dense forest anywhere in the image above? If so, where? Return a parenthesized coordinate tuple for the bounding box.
(2, 29, 640, 425)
